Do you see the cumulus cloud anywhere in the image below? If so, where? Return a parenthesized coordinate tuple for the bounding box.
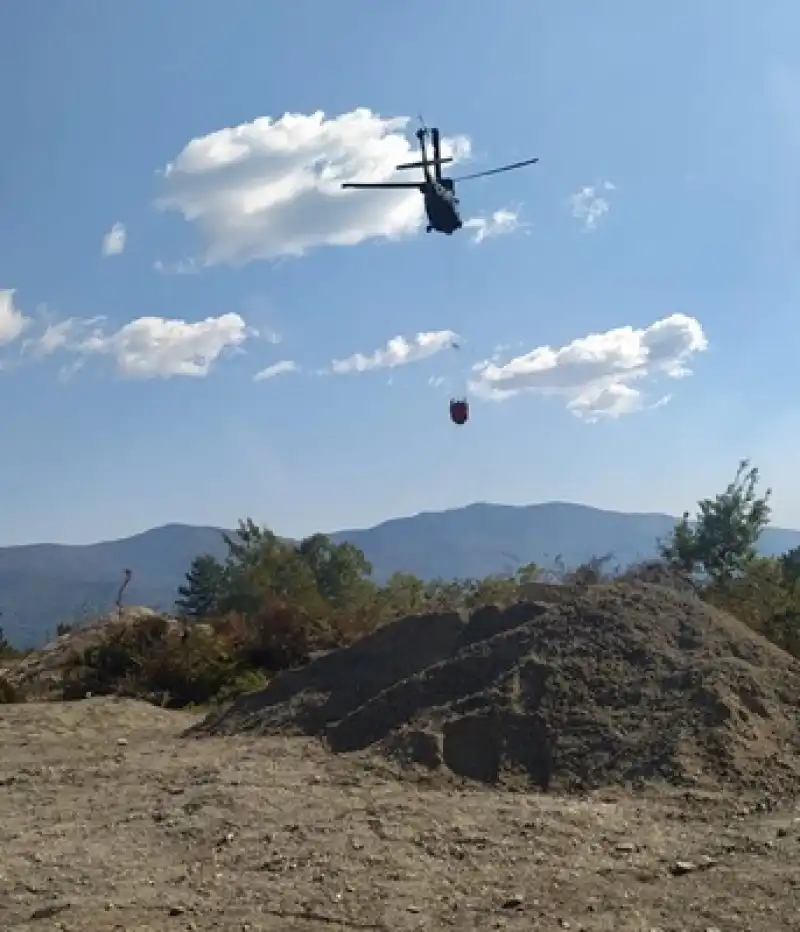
(469, 313, 708, 422)
(101, 222, 126, 256)
(331, 330, 458, 375)
(568, 182, 615, 230)
(464, 207, 525, 244)
(155, 108, 470, 266)
(0, 290, 31, 346)
(254, 359, 298, 381)
(35, 312, 251, 379)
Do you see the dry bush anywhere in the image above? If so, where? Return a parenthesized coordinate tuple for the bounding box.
(330, 599, 386, 646)
(700, 559, 800, 659)
(232, 597, 332, 670)
(619, 559, 697, 594)
(211, 610, 250, 645)
(55, 595, 351, 710)
(0, 676, 24, 704)
(61, 614, 241, 707)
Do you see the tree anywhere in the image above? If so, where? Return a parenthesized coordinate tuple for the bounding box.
(217, 520, 290, 615)
(176, 553, 226, 619)
(779, 545, 800, 589)
(222, 519, 280, 569)
(513, 562, 540, 586)
(295, 534, 373, 608)
(424, 578, 467, 611)
(660, 459, 771, 584)
(210, 519, 331, 617)
(379, 572, 428, 616)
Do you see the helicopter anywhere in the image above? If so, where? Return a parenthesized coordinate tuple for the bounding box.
(341, 124, 539, 236)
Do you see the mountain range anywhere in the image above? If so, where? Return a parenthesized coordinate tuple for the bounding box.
(3, 501, 800, 648)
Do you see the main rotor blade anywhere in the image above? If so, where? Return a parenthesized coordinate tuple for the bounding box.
(451, 157, 539, 183)
(341, 182, 422, 190)
(396, 156, 453, 170)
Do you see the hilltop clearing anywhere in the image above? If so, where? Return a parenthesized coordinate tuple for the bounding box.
(1, 697, 799, 930)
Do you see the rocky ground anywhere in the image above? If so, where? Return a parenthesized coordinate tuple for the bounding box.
(1, 697, 799, 931)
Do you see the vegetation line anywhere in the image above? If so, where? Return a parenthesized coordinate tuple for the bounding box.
(1, 459, 797, 707)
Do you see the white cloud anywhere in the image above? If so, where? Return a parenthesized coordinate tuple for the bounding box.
(464, 208, 525, 244)
(241, 294, 282, 345)
(101, 222, 126, 256)
(254, 359, 298, 381)
(156, 108, 470, 266)
(568, 181, 615, 230)
(57, 358, 86, 383)
(36, 313, 251, 379)
(0, 290, 31, 346)
(469, 313, 708, 422)
(33, 316, 106, 358)
(153, 257, 199, 276)
(331, 330, 458, 375)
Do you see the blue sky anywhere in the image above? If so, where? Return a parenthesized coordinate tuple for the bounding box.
(2, 0, 800, 545)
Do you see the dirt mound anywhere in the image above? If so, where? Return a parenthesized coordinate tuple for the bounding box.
(1, 607, 182, 697)
(194, 610, 467, 735)
(192, 584, 800, 795)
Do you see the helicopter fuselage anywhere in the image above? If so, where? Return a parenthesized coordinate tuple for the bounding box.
(423, 180, 463, 235)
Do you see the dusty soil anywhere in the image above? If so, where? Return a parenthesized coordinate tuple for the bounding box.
(1, 697, 799, 931)
(196, 584, 800, 798)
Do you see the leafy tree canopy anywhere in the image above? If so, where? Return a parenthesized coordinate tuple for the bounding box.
(660, 459, 771, 584)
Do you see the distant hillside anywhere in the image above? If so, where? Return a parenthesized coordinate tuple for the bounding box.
(3, 501, 800, 648)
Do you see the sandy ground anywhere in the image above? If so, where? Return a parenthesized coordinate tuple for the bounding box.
(1, 698, 799, 931)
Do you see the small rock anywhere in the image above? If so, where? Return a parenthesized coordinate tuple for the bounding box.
(168, 905, 186, 916)
(615, 841, 637, 853)
(670, 860, 697, 876)
(116, 737, 128, 746)
(501, 894, 524, 909)
(406, 905, 421, 913)
(31, 901, 71, 920)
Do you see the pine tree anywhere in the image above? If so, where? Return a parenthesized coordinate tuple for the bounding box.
(175, 554, 226, 619)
